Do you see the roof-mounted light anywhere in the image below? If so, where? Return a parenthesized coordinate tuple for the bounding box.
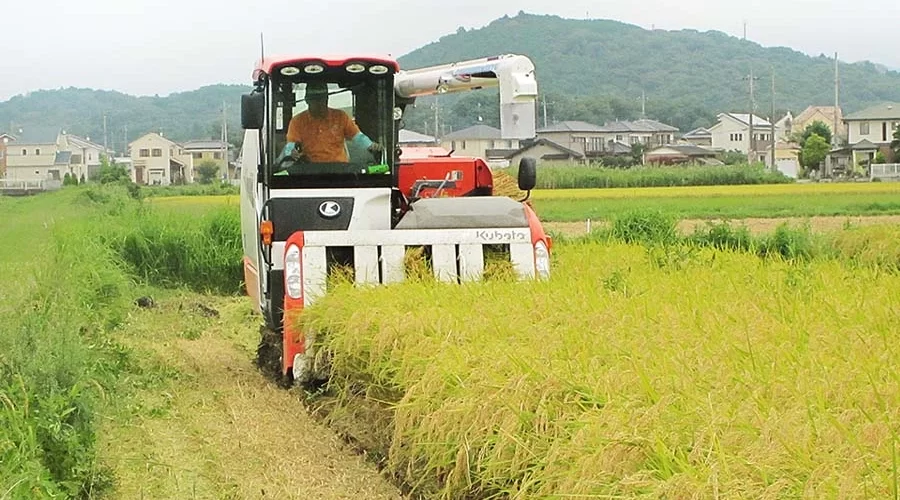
(345, 63, 366, 74)
(369, 64, 389, 75)
(280, 66, 300, 76)
(304, 64, 325, 74)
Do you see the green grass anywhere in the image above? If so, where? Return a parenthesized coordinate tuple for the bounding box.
(530, 188, 900, 222)
(0, 186, 244, 497)
(303, 240, 900, 498)
(509, 162, 794, 189)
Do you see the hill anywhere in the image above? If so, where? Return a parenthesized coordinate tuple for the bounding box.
(0, 85, 250, 152)
(398, 12, 900, 133)
(4, 13, 900, 145)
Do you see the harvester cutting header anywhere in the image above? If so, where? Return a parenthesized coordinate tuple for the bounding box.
(239, 51, 551, 386)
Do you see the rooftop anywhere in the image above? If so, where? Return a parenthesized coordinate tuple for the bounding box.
(844, 102, 900, 121)
(442, 124, 502, 140)
(182, 140, 228, 150)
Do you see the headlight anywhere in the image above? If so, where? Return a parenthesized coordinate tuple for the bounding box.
(534, 240, 550, 280)
(285, 244, 303, 299)
(369, 64, 390, 75)
(303, 64, 325, 74)
(345, 63, 366, 73)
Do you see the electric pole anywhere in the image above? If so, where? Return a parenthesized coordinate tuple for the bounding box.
(640, 90, 647, 119)
(834, 52, 840, 148)
(770, 69, 776, 170)
(103, 113, 108, 152)
(743, 69, 760, 162)
(222, 101, 228, 180)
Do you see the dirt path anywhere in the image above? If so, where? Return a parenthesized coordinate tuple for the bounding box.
(545, 215, 900, 237)
(97, 293, 403, 499)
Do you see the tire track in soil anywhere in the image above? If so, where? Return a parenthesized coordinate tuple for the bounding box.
(97, 294, 404, 499)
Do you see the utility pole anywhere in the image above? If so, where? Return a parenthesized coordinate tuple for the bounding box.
(834, 52, 840, 148)
(743, 69, 760, 162)
(640, 90, 647, 119)
(770, 68, 776, 170)
(542, 95, 548, 128)
(103, 113, 108, 152)
(222, 101, 228, 180)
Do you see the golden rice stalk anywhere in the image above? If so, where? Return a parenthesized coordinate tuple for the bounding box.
(491, 170, 527, 199)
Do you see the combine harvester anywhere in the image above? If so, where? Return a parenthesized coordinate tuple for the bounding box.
(239, 52, 552, 387)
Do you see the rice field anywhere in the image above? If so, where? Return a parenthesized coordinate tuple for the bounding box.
(304, 239, 900, 499)
(527, 182, 900, 222)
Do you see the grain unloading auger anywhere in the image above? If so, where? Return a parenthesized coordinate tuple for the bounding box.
(238, 53, 551, 387)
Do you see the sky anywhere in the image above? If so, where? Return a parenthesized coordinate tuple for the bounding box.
(2, 0, 899, 102)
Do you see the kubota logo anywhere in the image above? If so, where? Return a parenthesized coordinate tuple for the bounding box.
(318, 201, 341, 219)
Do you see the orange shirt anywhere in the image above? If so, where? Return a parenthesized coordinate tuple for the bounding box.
(286, 108, 360, 162)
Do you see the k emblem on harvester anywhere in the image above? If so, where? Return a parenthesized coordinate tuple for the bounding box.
(318, 201, 341, 219)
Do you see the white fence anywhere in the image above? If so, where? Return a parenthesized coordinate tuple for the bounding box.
(0, 179, 63, 194)
(871, 163, 900, 181)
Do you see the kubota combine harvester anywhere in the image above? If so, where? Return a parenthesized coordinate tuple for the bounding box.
(239, 52, 551, 387)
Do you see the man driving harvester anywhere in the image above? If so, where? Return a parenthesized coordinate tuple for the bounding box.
(283, 81, 383, 164)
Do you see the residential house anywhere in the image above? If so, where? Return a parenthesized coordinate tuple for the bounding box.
(128, 133, 194, 185)
(504, 138, 585, 167)
(601, 119, 679, 148)
(3, 127, 66, 182)
(536, 121, 609, 155)
(775, 112, 793, 142)
(0, 132, 14, 177)
(58, 132, 108, 181)
(440, 125, 519, 161)
(644, 144, 721, 165)
(680, 127, 712, 147)
(827, 102, 900, 176)
(764, 141, 802, 178)
(792, 106, 846, 144)
(537, 119, 679, 157)
(398, 129, 439, 147)
(709, 113, 775, 161)
(183, 140, 233, 180)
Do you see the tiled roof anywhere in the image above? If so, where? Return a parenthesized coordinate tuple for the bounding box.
(441, 124, 501, 140)
(844, 102, 900, 121)
(537, 121, 606, 133)
(182, 140, 228, 150)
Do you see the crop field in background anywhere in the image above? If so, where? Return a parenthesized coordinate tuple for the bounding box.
(528, 182, 900, 221)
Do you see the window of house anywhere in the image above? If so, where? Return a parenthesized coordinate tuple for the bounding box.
(35, 149, 41, 155)
(461, 140, 467, 149)
(169, 148, 174, 156)
(860, 122, 870, 136)
(88, 153, 92, 161)
(151, 148, 162, 157)
(139, 148, 150, 157)
(71, 154, 83, 164)
(451, 141, 456, 150)
(213, 152, 222, 160)
(192, 152, 202, 159)
(22, 149, 28, 156)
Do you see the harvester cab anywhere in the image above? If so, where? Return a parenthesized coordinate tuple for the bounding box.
(240, 53, 551, 387)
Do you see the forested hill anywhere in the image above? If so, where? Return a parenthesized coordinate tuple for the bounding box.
(4, 12, 900, 147)
(0, 85, 250, 151)
(398, 12, 900, 133)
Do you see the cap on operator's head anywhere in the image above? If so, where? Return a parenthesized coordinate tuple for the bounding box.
(305, 82, 329, 99)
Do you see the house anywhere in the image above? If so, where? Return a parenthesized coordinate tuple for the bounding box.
(536, 121, 610, 155)
(183, 140, 232, 180)
(0, 132, 14, 177)
(792, 106, 846, 144)
(764, 141, 802, 178)
(537, 119, 679, 156)
(827, 102, 900, 176)
(601, 119, 679, 148)
(440, 125, 520, 161)
(3, 127, 67, 182)
(709, 113, 775, 161)
(58, 132, 109, 181)
(398, 129, 438, 147)
(504, 138, 585, 166)
(775, 112, 794, 142)
(644, 144, 721, 165)
(680, 127, 712, 147)
(128, 133, 194, 185)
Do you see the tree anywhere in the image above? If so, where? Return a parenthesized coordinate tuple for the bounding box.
(796, 120, 833, 148)
(800, 133, 830, 171)
(722, 150, 747, 165)
(630, 143, 646, 165)
(97, 155, 129, 184)
(196, 160, 220, 184)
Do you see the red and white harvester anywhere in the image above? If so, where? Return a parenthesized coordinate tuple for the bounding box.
(239, 53, 551, 387)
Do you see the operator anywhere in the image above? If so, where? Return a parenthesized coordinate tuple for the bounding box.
(283, 81, 383, 163)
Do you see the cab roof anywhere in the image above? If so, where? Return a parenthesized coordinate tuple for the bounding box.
(253, 54, 400, 79)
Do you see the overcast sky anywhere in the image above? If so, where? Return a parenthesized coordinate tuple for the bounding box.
(2, 0, 898, 102)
